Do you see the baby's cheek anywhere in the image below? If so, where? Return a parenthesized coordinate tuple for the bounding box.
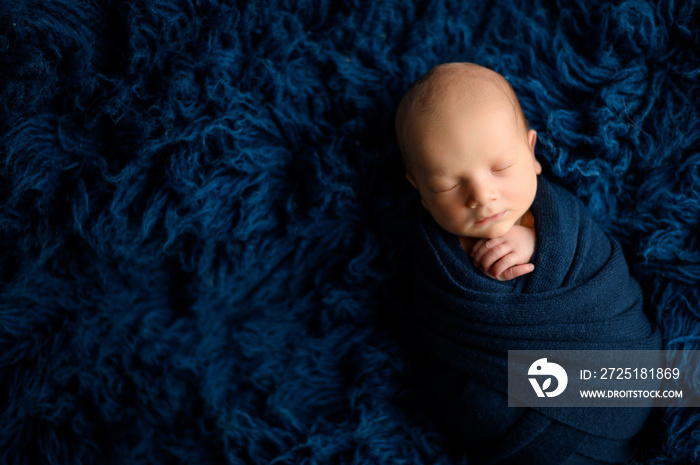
(431, 194, 457, 207)
(428, 200, 458, 219)
(440, 212, 470, 236)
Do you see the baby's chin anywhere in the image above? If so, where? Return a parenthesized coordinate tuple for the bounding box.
(437, 215, 516, 240)
(462, 222, 514, 240)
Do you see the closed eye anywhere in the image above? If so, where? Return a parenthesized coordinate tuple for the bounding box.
(433, 184, 459, 193)
(493, 164, 513, 173)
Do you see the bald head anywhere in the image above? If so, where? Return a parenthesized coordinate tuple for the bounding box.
(395, 63, 529, 172)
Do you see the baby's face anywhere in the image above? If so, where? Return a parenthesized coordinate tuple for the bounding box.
(406, 98, 541, 240)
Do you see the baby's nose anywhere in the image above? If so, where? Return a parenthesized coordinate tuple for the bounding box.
(467, 188, 496, 208)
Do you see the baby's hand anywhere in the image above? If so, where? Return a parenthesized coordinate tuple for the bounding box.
(470, 225, 535, 281)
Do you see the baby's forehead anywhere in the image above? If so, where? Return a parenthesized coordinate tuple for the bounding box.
(396, 63, 529, 171)
(416, 67, 516, 120)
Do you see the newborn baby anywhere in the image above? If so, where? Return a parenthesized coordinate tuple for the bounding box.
(396, 62, 540, 281)
(395, 63, 661, 464)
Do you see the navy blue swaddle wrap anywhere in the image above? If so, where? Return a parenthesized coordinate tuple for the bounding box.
(408, 176, 661, 464)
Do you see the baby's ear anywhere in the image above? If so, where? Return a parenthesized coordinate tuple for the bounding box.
(405, 172, 418, 189)
(527, 130, 542, 175)
(527, 129, 537, 152)
(405, 172, 428, 209)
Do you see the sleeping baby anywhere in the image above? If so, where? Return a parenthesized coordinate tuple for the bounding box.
(396, 62, 539, 282)
(395, 63, 661, 465)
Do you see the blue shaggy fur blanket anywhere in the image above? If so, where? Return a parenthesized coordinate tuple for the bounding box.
(1, 1, 698, 464)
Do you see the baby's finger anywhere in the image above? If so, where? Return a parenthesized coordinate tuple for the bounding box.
(495, 263, 535, 281)
(478, 242, 512, 272)
(471, 237, 504, 267)
(469, 239, 488, 266)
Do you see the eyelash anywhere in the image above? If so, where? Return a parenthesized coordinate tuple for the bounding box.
(434, 184, 458, 193)
(493, 164, 513, 172)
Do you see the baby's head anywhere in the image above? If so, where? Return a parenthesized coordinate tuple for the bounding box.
(395, 62, 541, 240)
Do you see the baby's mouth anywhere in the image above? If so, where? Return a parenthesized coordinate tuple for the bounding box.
(475, 211, 505, 225)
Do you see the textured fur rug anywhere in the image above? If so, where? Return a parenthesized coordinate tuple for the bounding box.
(1, 1, 698, 463)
